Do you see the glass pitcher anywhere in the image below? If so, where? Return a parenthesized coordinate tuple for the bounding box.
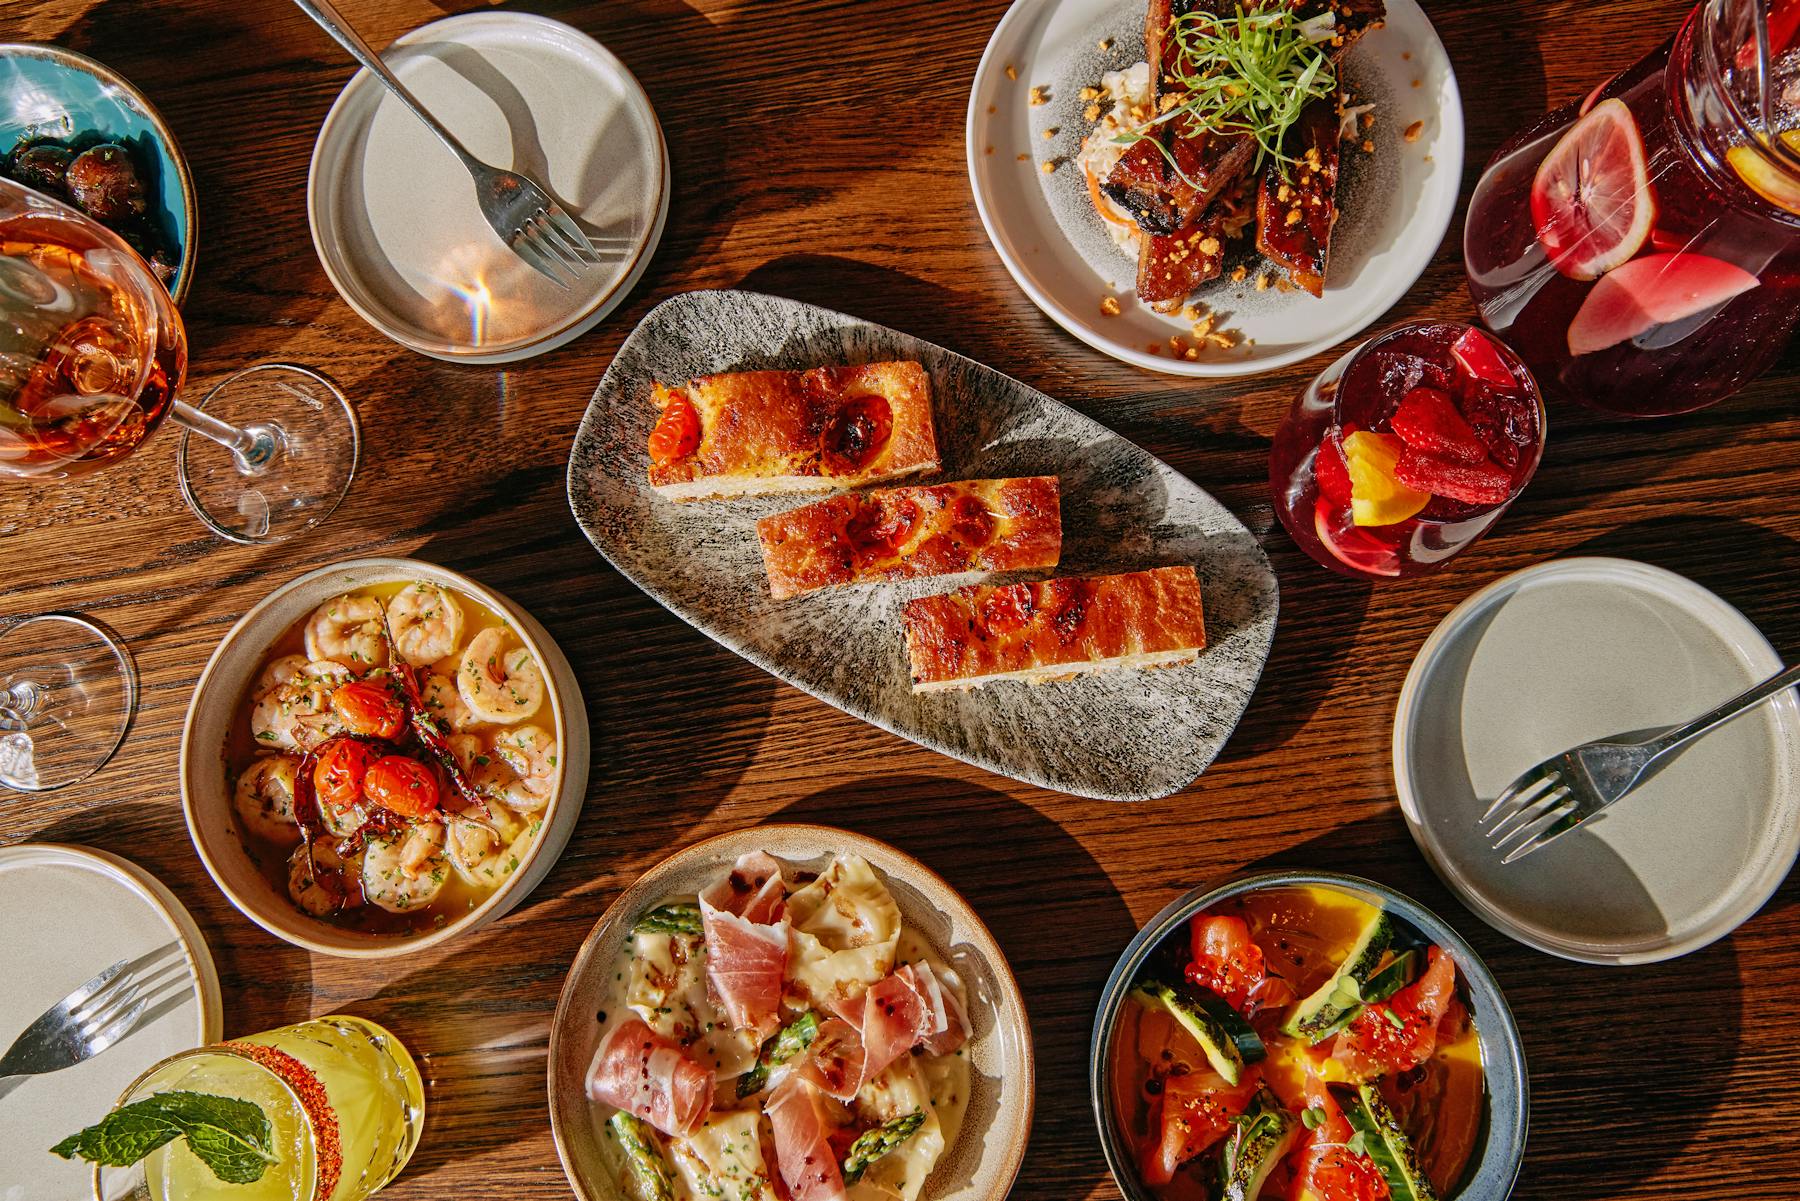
(1464, 0, 1800, 416)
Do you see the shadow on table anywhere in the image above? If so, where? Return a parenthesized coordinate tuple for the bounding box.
(405, 461, 781, 887)
(771, 774, 1136, 1201)
(1259, 815, 1746, 1201)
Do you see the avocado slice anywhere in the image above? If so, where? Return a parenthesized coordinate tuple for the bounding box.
(1132, 978, 1265, 1085)
(1221, 1090, 1299, 1201)
(1282, 909, 1394, 1044)
(1331, 1081, 1440, 1201)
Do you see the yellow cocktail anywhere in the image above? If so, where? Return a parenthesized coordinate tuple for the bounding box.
(91, 1015, 424, 1201)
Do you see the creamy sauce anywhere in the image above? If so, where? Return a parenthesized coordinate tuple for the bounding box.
(228, 579, 554, 936)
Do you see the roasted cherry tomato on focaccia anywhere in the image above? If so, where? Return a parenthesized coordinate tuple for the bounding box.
(648, 395, 702, 465)
(364, 755, 442, 818)
(849, 495, 921, 554)
(330, 680, 407, 740)
(949, 494, 996, 546)
(313, 738, 378, 812)
(820, 395, 893, 474)
(979, 584, 1036, 637)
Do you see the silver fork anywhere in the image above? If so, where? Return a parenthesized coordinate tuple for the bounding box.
(1480, 661, 1800, 863)
(294, 0, 603, 288)
(0, 960, 147, 1080)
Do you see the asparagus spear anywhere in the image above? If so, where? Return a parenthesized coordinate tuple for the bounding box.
(607, 1111, 675, 1201)
(842, 1112, 926, 1185)
(736, 1012, 821, 1099)
(632, 903, 702, 937)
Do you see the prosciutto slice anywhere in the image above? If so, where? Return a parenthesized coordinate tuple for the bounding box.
(767, 1075, 848, 1201)
(700, 852, 790, 1038)
(896, 961, 970, 1057)
(585, 1017, 714, 1138)
(794, 1017, 867, 1102)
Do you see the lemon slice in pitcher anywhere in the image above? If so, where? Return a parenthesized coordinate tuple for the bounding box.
(1728, 130, 1800, 216)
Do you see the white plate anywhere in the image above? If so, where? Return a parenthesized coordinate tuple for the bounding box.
(965, 0, 1463, 377)
(308, 12, 668, 363)
(1393, 558, 1800, 965)
(0, 844, 221, 1201)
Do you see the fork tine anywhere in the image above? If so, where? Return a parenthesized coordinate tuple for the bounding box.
(529, 213, 590, 275)
(58, 960, 128, 1014)
(1493, 795, 1580, 859)
(78, 979, 144, 1036)
(545, 207, 602, 262)
(1485, 782, 1570, 845)
(1503, 803, 1588, 863)
(82, 996, 148, 1058)
(1479, 763, 1554, 823)
(508, 229, 571, 289)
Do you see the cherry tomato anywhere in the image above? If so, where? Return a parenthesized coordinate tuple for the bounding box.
(648, 394, 701, 465)
(949, 494, 996, 546)
(363, 755, 441, 818)
(819, 395, 893, 475)
(330, 680, 407, 740)
(313, 739, 377, 812)
(978, 584, 1035, 637)
(849, 495, 919, 553)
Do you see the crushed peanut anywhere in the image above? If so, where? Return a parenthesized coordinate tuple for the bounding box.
(1084, 103, 1102, 121)
(1005, 64, 1018, 81)
(1286, 208, 1302, 226)
(1017, 153, 1029, 162)
(1361, 139, 1376, 153)
(1040, 159, 1057, 173)
(1230, 264, 1249, 283)
(1361, 111, 1376, 129)
(1029, 85, 1050, 106)
(1098, 37, 1114, 51)
(1100, 295, 1122, 317)
(1199, 236, 1222, 256)
(1404, 120, 1424, 142)
(1043, 126, 1058, 139)
(1080, 86, 1101, 101)
(1255, 273, 1271, 291)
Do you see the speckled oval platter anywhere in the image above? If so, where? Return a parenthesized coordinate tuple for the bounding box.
(566, 289, 1278, 800)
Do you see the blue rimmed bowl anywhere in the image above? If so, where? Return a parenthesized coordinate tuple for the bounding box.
(1090, 870, 1528, 1200)
(0, 42, 196, 303)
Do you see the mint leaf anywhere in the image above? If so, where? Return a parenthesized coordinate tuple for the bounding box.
(50, 1102, 183, 1165)
(50, 1091, 277, 1185)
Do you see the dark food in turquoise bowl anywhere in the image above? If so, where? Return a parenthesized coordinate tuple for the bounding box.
(4, 135, 175, 283)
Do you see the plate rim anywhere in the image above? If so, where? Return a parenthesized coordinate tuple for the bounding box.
(1391, 555, 1800, 965)
(962, 0, 1465, 378)
(544, 822, 1034, 1201)
(564, 286, 1280, 801)
(304, 10, 668, 362)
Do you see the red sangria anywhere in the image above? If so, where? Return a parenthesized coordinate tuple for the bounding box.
(1269, 322, 1545, 580)
(1465, 0, 1800, 416)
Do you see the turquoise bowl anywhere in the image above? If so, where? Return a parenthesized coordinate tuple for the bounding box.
(0, 42, 196, 303)
(1090, 870, 1529, 1200)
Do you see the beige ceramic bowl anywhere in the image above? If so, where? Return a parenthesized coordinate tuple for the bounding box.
(547, 824, 1034, 1201)
(179, 557, 590, 958)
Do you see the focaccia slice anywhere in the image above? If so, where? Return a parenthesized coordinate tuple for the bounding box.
(756, 477, 1062, 600)
(646, 361, 940, 501)
(902, 566, 1206, 692)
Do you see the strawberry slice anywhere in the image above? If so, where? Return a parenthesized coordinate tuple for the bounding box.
(1449, 328, 1517, 390)
(1395, 448, 1513, 506)
(1391, 387, 1486, 465)
(1314, 430, 1353, 507)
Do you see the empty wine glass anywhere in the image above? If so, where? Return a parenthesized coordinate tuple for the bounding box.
(0, 612, 135, 791)
(0, 175, 360, 542)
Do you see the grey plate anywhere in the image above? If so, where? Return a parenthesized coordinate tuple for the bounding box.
(565, 289, 1278, 800)
(1090, 870, 1528, 1201)
(1394, 557, 1800, 964)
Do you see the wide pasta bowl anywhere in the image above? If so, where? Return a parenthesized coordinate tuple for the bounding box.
(1091, 870, 1527, 1201)
(179, 557, 589, 958)
(547, 824, 1033, 1201)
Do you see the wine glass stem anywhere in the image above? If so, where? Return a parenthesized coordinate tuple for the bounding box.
(171, 399, 281, 475)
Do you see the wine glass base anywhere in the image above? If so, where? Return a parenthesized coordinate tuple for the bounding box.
(0, 613, 137, 792)
(177, 363, 360, 545)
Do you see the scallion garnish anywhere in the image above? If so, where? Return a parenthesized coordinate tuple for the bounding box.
(1114, 4, 1338, 178)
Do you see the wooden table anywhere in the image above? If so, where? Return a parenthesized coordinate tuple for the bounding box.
(5, 0, 1799, 1197)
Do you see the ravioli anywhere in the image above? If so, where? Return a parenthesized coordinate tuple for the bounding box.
(626, 929, 760, 1078)
(786, 855, 903, 1012)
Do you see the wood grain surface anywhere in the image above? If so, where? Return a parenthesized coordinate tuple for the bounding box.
(4, 1, 1798, 1198)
